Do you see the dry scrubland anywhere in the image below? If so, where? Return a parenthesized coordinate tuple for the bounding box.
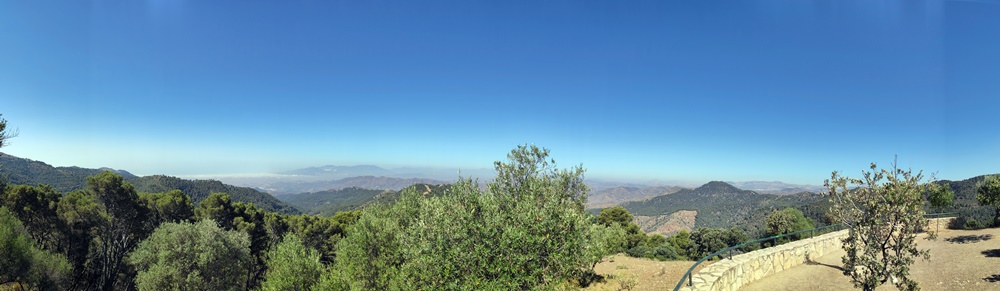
(585, 255, 706, 291)
(742, 227, 1000, 291)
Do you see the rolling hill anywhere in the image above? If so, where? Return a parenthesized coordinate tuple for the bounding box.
(0, 153, 299, 214)
(727, 181, 825, 195)
(261, 176, 449, 195)
(618, 181, 827, 236)
(280, 183, 451, 216)
(586, 185, 683, 208)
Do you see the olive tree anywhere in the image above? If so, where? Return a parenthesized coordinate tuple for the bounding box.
(976, 175, 1000, 227)
(825, 162, 929, 291)
(128, 219, 251, 291)
(260, 233, 325, 291)
(333, 145, 613, 289)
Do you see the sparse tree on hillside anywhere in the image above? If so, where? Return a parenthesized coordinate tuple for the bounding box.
(976, 175, 1000, 227)
(598, 206, 633, 226)
(0, 114, 18, 152)
(825, 162, 929, 291)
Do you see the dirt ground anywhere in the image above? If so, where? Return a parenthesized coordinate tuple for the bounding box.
(584, 254, 706, 291)
(742, 227, 1000, 291)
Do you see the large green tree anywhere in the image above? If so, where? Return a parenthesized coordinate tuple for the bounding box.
(976, 175, 1000, 227)
(260, 233, 325, 291)
(139, 190, 194, 225)
(597, 206, 644, 251)
(825, 162, 929, 291)
(765, 207, 815, 244)
(0, 207, 73, 291)
(55, 190, 105, 288)
(686, 227, 751, 259)
(87, 171, 153, 291)
(1, 184, 65, 252)
(128, 219, 252, 291)
(333, 145, 613, 289)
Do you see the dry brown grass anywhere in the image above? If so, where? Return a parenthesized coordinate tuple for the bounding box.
(743, 227, 1000, 291)
(584, 254, 706, 291)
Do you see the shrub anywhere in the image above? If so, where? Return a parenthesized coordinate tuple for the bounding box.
(332, 145, 615, 289)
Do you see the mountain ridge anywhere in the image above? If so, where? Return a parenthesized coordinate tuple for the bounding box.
(0, 153, 298, 214)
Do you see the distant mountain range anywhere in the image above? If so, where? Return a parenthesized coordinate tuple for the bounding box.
(209, 164, 487, 195)
(0, 153, 299, 214)
(278, 164, 494, 182)
(726, 181, 826, 195)
(262, 176, 449, 195)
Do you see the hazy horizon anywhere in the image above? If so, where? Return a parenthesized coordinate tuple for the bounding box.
(3, 1, 999, 186)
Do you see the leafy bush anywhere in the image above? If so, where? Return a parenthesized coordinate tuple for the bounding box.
(332, 145, 616, 289)
(0, 207, 73, 291)
(261, 234, 325, 291)
(128, 220, 251, 291)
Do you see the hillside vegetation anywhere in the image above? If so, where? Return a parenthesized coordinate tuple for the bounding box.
(0, 154, 298, 214)
(619, 181, 827, 236)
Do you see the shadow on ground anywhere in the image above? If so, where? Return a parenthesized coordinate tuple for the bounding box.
(984, 275, 1000, 283)
(804, 257, 844, 271)
(981, 249, 1000, 257)
(946, 234, 993, 244)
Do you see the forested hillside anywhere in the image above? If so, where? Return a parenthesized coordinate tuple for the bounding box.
(0, 154, 298, 214)
(280, 187, 389, 216)
(619, 181, 827, 236)
(281, 183, 452, 216)
(929, 174, 1000, 227)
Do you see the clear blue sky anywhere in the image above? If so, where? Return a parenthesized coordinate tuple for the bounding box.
(1, 0, 998, 185)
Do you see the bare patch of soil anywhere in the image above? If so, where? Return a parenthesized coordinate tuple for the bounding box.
(635, 210, 697, 237)
(584, 254, 706, 291)
(742, 227, 1000, 291)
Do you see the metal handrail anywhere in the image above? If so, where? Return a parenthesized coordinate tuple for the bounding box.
(672, 213, 959, 291)
(671, 223, 845, 291)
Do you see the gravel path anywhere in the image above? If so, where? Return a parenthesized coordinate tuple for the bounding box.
(742, 227, 1000, 291)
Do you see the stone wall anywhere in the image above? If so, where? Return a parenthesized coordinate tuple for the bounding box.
(678, 229, 848, 291)
(678, 218, 956, 291)
(924, 217, 957, 232)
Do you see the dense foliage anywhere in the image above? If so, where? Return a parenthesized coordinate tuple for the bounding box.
(620, 181, 827, 236)
(0, 207, 73, 291)
(976, 175, 1000, 227)
(331, 145, 618, 289)
(279, 187, 387, 215)
(0, 171, 356, 290)
(764, 207, 815, 244)
(260, 233, 325, 291)
(128, 220, 251, 291)
(826, 163, 929, 291)
(0, 154, 298, 214)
